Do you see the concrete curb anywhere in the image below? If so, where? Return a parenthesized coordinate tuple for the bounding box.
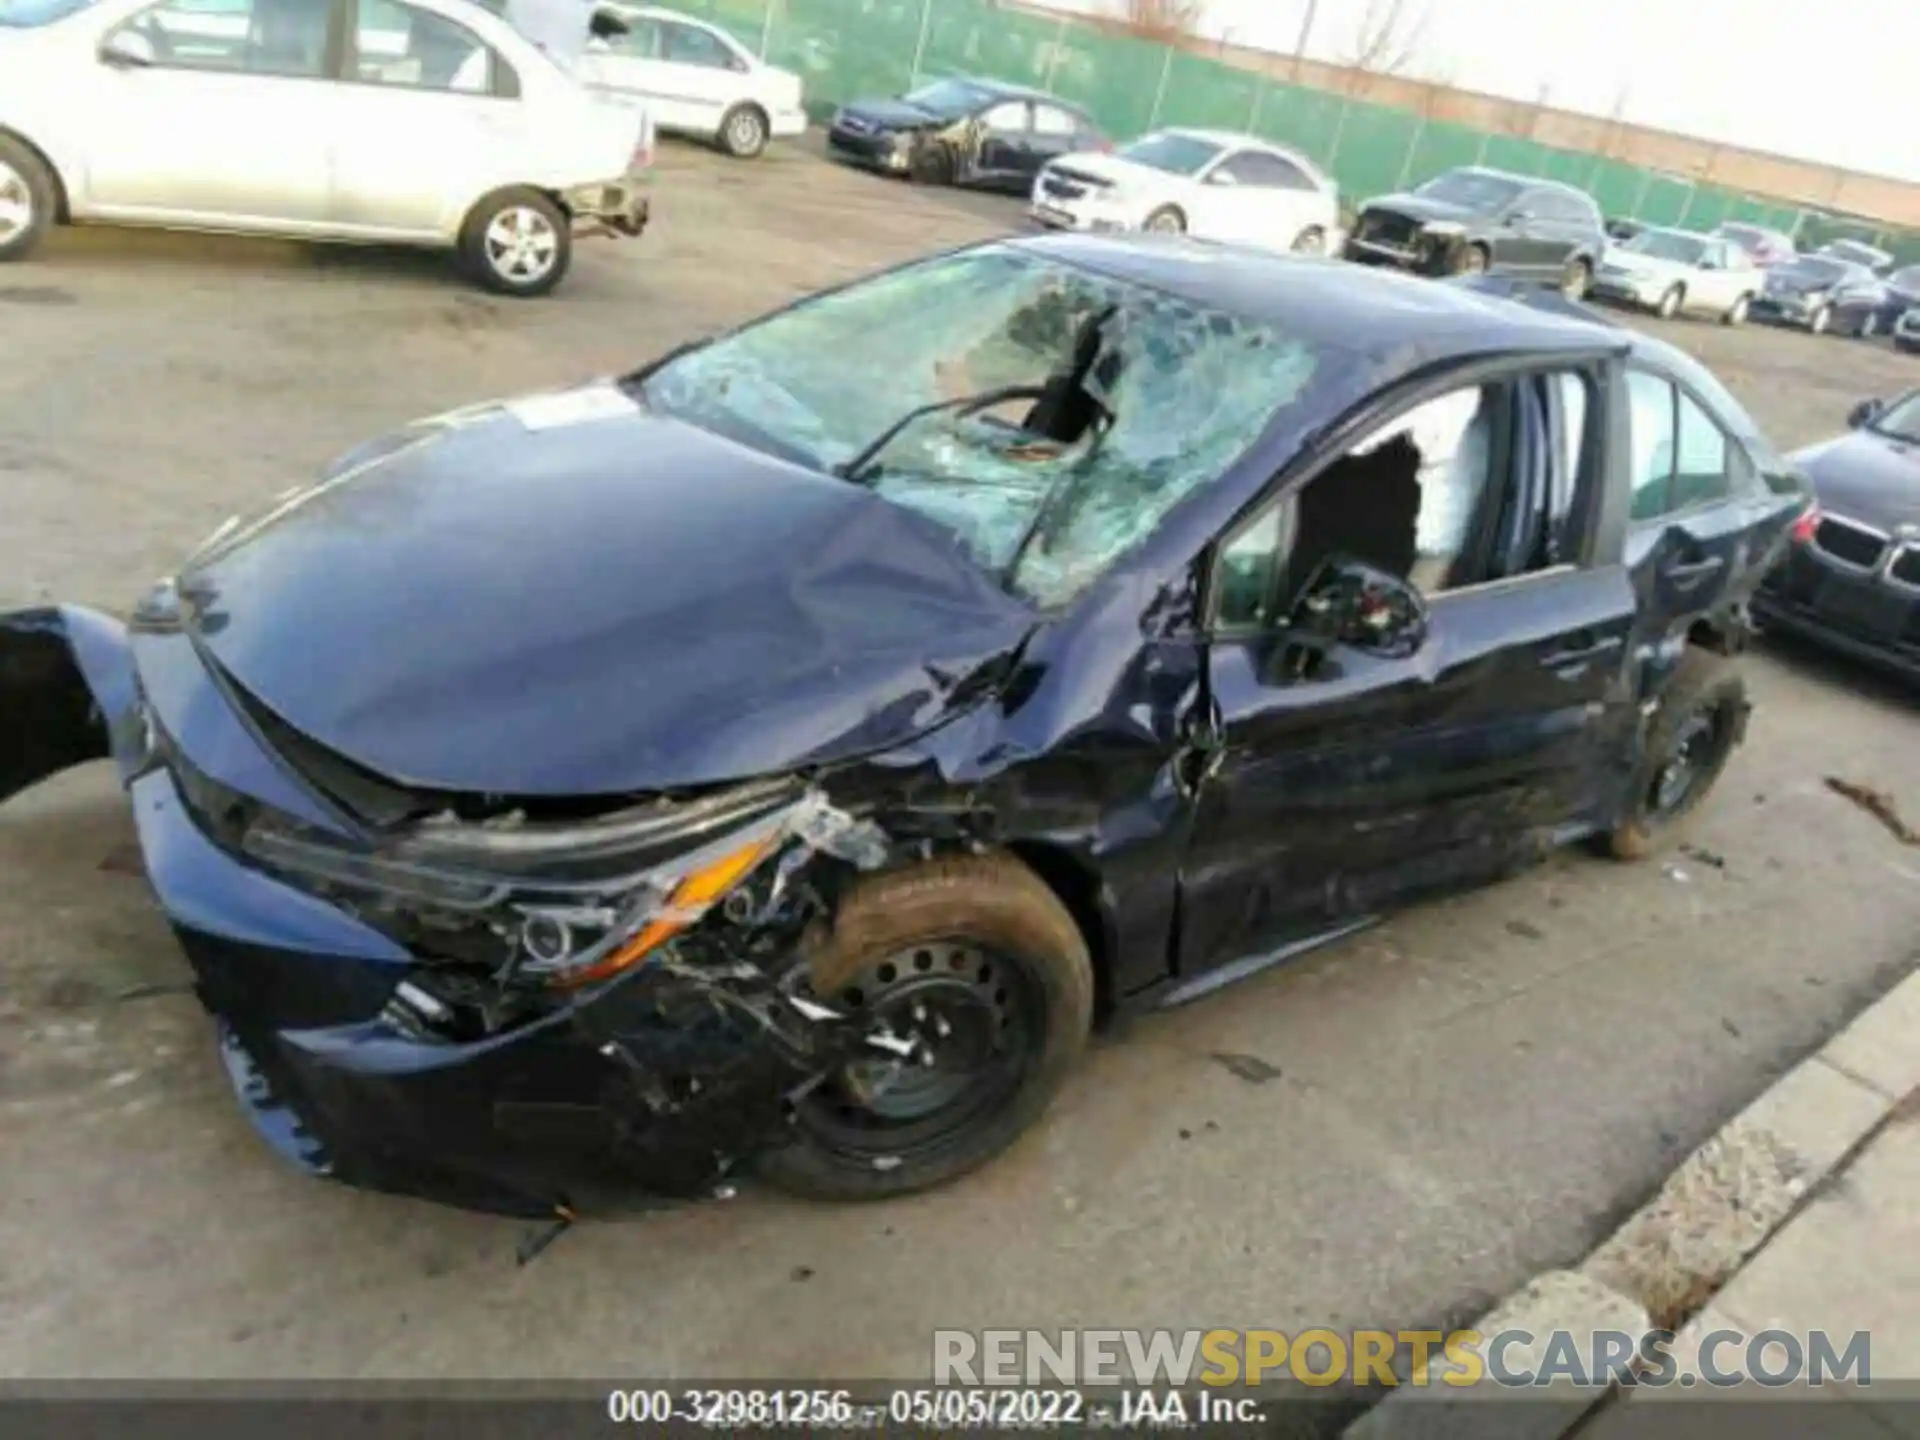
(1343, 962, 1920, 1439)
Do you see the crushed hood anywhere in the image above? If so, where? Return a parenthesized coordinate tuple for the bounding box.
(175, 385, 1037, 799)
(1360, 193, 1483, 226)
(1791, 430, 1920, 532)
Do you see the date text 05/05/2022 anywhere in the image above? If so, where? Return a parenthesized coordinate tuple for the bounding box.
(602, 1386, 1262, 1429)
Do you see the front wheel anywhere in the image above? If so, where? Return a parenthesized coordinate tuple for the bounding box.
(757, 853, 1094, 1201)
(1858, 311, 1880, 339)
(1143, 205, 1187, 235)
(718, 103, 769, 160)
(1723, 293, 1751, 327)
(1454, 243, 1490, 276)
(0, 135, 55, 263)
(1560, 256, 1591, 300)
(1291, 225, 1327, 255)
(1656, 285, 1684, 320)
(1809, 305, 1832, 335)
(1601, 649, 1748, 861)
(459, 188, 571, 298)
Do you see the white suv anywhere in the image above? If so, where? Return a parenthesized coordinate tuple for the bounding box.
(577, 4, 805, 159)
(0, 0, 656, 295)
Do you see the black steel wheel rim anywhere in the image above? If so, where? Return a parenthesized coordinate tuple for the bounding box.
(1651, 707, 1726, 818)
(795, 941, 1045, 1160)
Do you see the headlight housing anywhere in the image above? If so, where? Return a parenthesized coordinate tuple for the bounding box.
(239, 781, 887, 990)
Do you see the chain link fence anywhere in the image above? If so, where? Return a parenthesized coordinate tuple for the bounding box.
(669, 0, 1918, 261)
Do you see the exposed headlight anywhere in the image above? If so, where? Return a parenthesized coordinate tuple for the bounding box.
(240, 781, 886, 990)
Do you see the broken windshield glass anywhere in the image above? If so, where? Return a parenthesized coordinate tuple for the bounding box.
(640, 246, 1319, 607)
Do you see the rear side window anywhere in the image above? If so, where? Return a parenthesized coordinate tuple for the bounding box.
(1627, 368, 1754, 520)
(1032, 104, 1080, 137)
(355, 0, 503, 94)
(1221, 151, 1315, 191)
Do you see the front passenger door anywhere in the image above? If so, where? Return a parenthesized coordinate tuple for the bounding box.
(1175, 368, 1639, 980)
(972, 100, 1032, 184)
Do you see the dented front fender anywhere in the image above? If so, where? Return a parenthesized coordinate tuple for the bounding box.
(0, 605, 140, 806)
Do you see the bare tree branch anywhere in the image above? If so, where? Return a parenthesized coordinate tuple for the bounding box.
(1340, 0, 1433, 89)
(1116, 0, 1203, 42)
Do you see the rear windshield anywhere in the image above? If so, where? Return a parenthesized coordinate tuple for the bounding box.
(1118, 132, 1225, 177)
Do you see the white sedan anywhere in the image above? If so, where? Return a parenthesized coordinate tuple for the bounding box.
(0, 0, 655, 296)
(1029, 128, 1339, 256)
(575, 4, 805, 159)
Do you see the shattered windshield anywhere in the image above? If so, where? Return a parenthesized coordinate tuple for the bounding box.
(1119, 132, 1224, 177)
(0, 0, 97, 23)
(1868, 391, 1920, 445)
(1623, 230, 1708, 265)
(1414, 171, 1523, 211)
(903, 79, 993, 118)
(641, 245, 1319, 607)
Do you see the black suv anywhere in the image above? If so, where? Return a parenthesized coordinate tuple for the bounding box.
(1347, 167, 1608, 298)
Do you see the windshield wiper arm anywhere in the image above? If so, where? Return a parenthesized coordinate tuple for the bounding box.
(833, 383, 1048, 485)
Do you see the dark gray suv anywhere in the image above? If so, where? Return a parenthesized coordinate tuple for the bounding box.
(1345, 167, 1608, 298)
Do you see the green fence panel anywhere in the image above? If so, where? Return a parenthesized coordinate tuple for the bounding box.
(1154, 50, 1261, 133)
(1683, 185, 1738, 231)
(1403, 119, 1483, 188)
(1480, 135, 1543, 175)
(1637, 177, 1691, 225)
(1249, 81, 1347, 169)
(1327, 100, 1422, 202)
(1046, 24, 1168, 140)
(765, 0, 926, 109)
(1584, 159, 1644, 217)
(673, 0, 768, 36)
(918, 0, 1060, 92)
(1536, 147, 1590, 188)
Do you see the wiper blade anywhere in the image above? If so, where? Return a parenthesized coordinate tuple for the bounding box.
(833, 382, 1046, 484)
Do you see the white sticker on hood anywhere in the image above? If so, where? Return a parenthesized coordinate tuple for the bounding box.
(504, 385, 639, 432)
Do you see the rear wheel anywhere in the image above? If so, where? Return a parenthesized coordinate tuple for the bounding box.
(1858, 310, 1880, 339)
(1809, 305, 1832, 335)
(458, 188, 571, 298)
(1602, 650, 1748, 861)
(1723, 293, 1751, 327)
(1143, 205, 1187, 235)
(757, 853, 1094, 1201)
(1656, 284, 1684, 320)
(718, 103, 769, 160)
(0, 135, 55, 263)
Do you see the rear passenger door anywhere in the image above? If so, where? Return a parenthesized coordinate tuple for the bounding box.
(1621, 366, 1773, 629)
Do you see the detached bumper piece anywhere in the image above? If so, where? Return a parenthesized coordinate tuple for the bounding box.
(569, 181, 650, 239)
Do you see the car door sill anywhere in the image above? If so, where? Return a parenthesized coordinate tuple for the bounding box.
(1158, 917, 1379, 1009)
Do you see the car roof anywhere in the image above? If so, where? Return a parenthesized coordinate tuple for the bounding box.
(1158, 128, 1324, 165)
(1638, 226, 1718, 243)
(1010, 233, 1619, 366)
(947, 75, 1081, 107)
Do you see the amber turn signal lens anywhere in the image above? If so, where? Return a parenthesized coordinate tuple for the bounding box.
(555, 835, 774, 988)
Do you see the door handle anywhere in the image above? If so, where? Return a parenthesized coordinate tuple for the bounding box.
(1543, 632, 1623, 667)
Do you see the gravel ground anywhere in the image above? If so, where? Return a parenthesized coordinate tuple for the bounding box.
(1, 136, 1916, 1382)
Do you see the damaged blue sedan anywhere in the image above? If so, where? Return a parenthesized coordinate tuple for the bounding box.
(1, 237, 1808, 1218)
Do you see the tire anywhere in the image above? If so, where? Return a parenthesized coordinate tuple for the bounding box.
(1857, 310, 1879, 340)
(718, 103, 769, 160)
(757, 852, 1094, 1201)
(1809, 305, 1831, 336)
(1143, 205, 1187, 235)
(457, 188, 571, 298)
(1291, 225, 1326, 256)
(1560, 256, 1591, 300)
(1601, 649, 1748, 861)
(1656, 284, 1684, 320)
(1455, 243, 1490, 276)
(0, 133, 56, 264)
(1723, 293, 1751, 327)
(908, 141, 954, 186)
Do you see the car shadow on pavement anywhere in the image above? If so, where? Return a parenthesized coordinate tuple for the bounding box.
(1755, 630, 1920, 712)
